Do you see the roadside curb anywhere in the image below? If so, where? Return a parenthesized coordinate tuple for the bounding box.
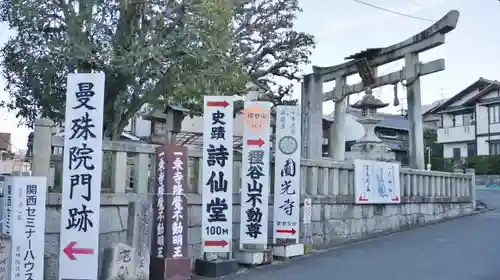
(202, 207, 496, 279)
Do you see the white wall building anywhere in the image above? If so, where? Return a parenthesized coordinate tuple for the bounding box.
(424, 77, 500, 159)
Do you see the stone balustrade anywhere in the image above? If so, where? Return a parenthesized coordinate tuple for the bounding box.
(41, 134, 474, 202)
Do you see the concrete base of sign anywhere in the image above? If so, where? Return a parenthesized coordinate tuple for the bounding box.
(235, 249, 273, 266)
(165, 257, 192, 280)
(272, 243, 304, 259)
(194, 258, 239, 278)
(304, 243, 313, 254)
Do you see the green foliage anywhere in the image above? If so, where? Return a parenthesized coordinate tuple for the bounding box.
(438, 155, 500, 174)
(464, 155, 500, 175)
(0, 0, 315, 138)
(423, 128, 445, 170)
(0, 0, 247, 138)
(232, 0, 315, 104)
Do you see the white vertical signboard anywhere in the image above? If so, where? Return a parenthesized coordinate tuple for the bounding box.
(202, 96, 234, 253)
(240, 102, 271, 245)
(59, 73, 105, 280)
(354, 159, 401, 204)
(9, 176, 47, 280)
(273, 105, 301, 242)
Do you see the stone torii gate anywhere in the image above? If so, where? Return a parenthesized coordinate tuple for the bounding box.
(300, 10, 460, 169)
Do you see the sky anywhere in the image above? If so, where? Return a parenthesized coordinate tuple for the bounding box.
(0, 0, 499, 150)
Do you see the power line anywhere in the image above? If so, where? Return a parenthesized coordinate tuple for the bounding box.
(351, 0, 435, 22)
(406, 0, 421, 6)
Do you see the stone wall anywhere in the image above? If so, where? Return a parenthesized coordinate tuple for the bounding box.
(306, 197, 473, 247)
(42, 193, 474, 280)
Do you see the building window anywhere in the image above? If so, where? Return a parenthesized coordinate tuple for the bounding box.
(490, 142, 500, 155)
(453, 148, 461, 159)
(467, 142, 476, 157)
(454, 114, 463, 126)
(489, 105, 500, 124)
(463, 113, 474, 126)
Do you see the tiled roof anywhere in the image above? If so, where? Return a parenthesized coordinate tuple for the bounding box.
(324, 110, 409, 131)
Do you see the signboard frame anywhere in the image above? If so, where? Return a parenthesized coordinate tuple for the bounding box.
(150, 146, 190, 280)
(201, 96, 234, 254)
(354, 159, 401, 204)
(58, 73, 105, 280)
(9, 176, 47, 280)
(273, 105, 301, 243)
(240, 101, 271, 246)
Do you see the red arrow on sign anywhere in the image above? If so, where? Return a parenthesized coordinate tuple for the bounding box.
(276, 228, 296, 235)
(359, 195, 368, 202)
(391, 196, 399, 201)
(204, 240, 229, 247)
(207, 100, 230, 108)
(247, 138, 265, 147)
(63, 241, 95, 260)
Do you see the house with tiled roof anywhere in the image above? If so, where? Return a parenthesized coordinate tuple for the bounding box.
(323, 109, 410, 164)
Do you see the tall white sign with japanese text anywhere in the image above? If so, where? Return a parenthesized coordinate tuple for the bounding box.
(273, 105, 301, 242)
(8, 176, 47, 280)
(202, 96, 234, 253)
(354, 159, 401, 204)
(240, 101, 271, 245)
(59, 73, 105, 280)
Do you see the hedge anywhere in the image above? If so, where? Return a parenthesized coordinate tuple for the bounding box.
(434, 155, 500, 175)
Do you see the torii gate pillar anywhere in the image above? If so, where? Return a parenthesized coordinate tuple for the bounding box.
(301, 73, 324, 159)
(405, 53, 425, 169)
(330, 76, 346, 160)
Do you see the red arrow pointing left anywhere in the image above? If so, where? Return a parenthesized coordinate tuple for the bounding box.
(276, 228, 296, 235)
(247, 138, 265, 147)
(63, 241, 94, 260)
(207, 100, 230, 108)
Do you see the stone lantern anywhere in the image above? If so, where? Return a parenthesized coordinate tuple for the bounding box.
(164, 103, 190, 144)
(346, 87, 396, 161)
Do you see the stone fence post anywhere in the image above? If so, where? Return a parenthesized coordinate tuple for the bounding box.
(466, 168, 476, 210)
(453, 169, 463, 198)
(31, 118, 54, 177)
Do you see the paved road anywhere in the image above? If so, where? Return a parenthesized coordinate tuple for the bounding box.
(477, 187, 500, 208)
(228, 189, 500, 280)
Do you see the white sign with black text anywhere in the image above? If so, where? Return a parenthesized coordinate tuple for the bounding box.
(201, 96, 234, 253)
(354, 159, 401, 204)
(273, 105, 301, 242)
(8, 176, 47, 280)
(59, 73, 105, 280)
(240, 102, 271, 245)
